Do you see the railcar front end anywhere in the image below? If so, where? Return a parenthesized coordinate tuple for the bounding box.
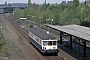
(41, 40, 59, 55)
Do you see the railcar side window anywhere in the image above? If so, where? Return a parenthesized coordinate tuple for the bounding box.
(31, 33, 33, 38)
(53, 41, 56, 45)
(43, 41, 48, 46)
(40, 40, 41, 44)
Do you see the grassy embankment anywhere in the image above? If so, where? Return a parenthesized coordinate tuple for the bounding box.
(0, 30, 8, 60)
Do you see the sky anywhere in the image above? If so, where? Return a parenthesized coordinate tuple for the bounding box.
(0, 0, 85, 4)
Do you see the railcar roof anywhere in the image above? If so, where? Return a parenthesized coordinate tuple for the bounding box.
(25, 27, 56, 40)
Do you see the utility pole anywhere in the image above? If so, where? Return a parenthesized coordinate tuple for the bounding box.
(38, 17, 43, 28)
(85, 0, 86, 5)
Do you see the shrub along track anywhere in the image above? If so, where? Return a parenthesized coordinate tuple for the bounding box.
(3, 13, 64, 60)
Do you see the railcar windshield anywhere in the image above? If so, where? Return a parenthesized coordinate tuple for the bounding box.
(43, 41, 48, 46)
(43, 41, 57, 46)
(53, 41, 56, 45)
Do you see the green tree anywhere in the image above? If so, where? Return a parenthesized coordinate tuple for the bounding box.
(28, 0, 31, 8)
(14, 8, 21, 18)
(14, 1, 90, 27)
(73, 0, 79, 7)
(5, 1, 7, 6)
(8, 3, 11, 6)
(44, 0, 46, 4)
(80, 5, 90, 27)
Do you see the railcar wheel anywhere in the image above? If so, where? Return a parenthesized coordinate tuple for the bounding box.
(54, 53, 58, 56)
(42, 53, 45, 56)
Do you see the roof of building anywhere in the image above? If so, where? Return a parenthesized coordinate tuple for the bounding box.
(46, 24, 90, 41)
(25, 27, 56, 40)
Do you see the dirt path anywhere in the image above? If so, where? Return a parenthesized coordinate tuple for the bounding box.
(0, 14, 47, 60)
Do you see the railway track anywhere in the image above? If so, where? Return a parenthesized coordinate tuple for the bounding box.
(3, 14, 29, 42)
(3, 13, 65, 60)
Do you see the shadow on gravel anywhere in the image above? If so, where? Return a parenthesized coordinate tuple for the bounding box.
(42, 54, 58, 56)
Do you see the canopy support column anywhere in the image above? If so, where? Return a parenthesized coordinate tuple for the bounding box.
(84, 40, 87, 57)
(70, 35, 72, 49)
(60, 31, 63, 44)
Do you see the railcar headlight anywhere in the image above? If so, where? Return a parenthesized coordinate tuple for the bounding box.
(53, 47, 56, 49)
(43, 47, 46, 50)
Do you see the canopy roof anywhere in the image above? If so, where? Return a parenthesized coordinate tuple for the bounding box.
(47, 25, 90, 41)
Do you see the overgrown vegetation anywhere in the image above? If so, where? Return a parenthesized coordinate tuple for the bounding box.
(29, 24, 33, 28)
(14, 0, 90, 27)
(0, 31, 8, 59)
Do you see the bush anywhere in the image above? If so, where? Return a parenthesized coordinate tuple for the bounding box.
(29, 24, 33, 28)
(2, 44, 8, 55)
(80, 20, 90, 27)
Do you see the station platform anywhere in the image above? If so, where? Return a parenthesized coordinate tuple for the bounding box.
(58, 43, 90, 60)
(49, 31, 90, 60)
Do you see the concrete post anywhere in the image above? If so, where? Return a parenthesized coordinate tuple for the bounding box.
(60, 31, 63, 44)
(70, 35, 72, 49)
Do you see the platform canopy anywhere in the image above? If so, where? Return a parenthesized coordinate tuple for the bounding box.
(46, 24, 90, 42)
